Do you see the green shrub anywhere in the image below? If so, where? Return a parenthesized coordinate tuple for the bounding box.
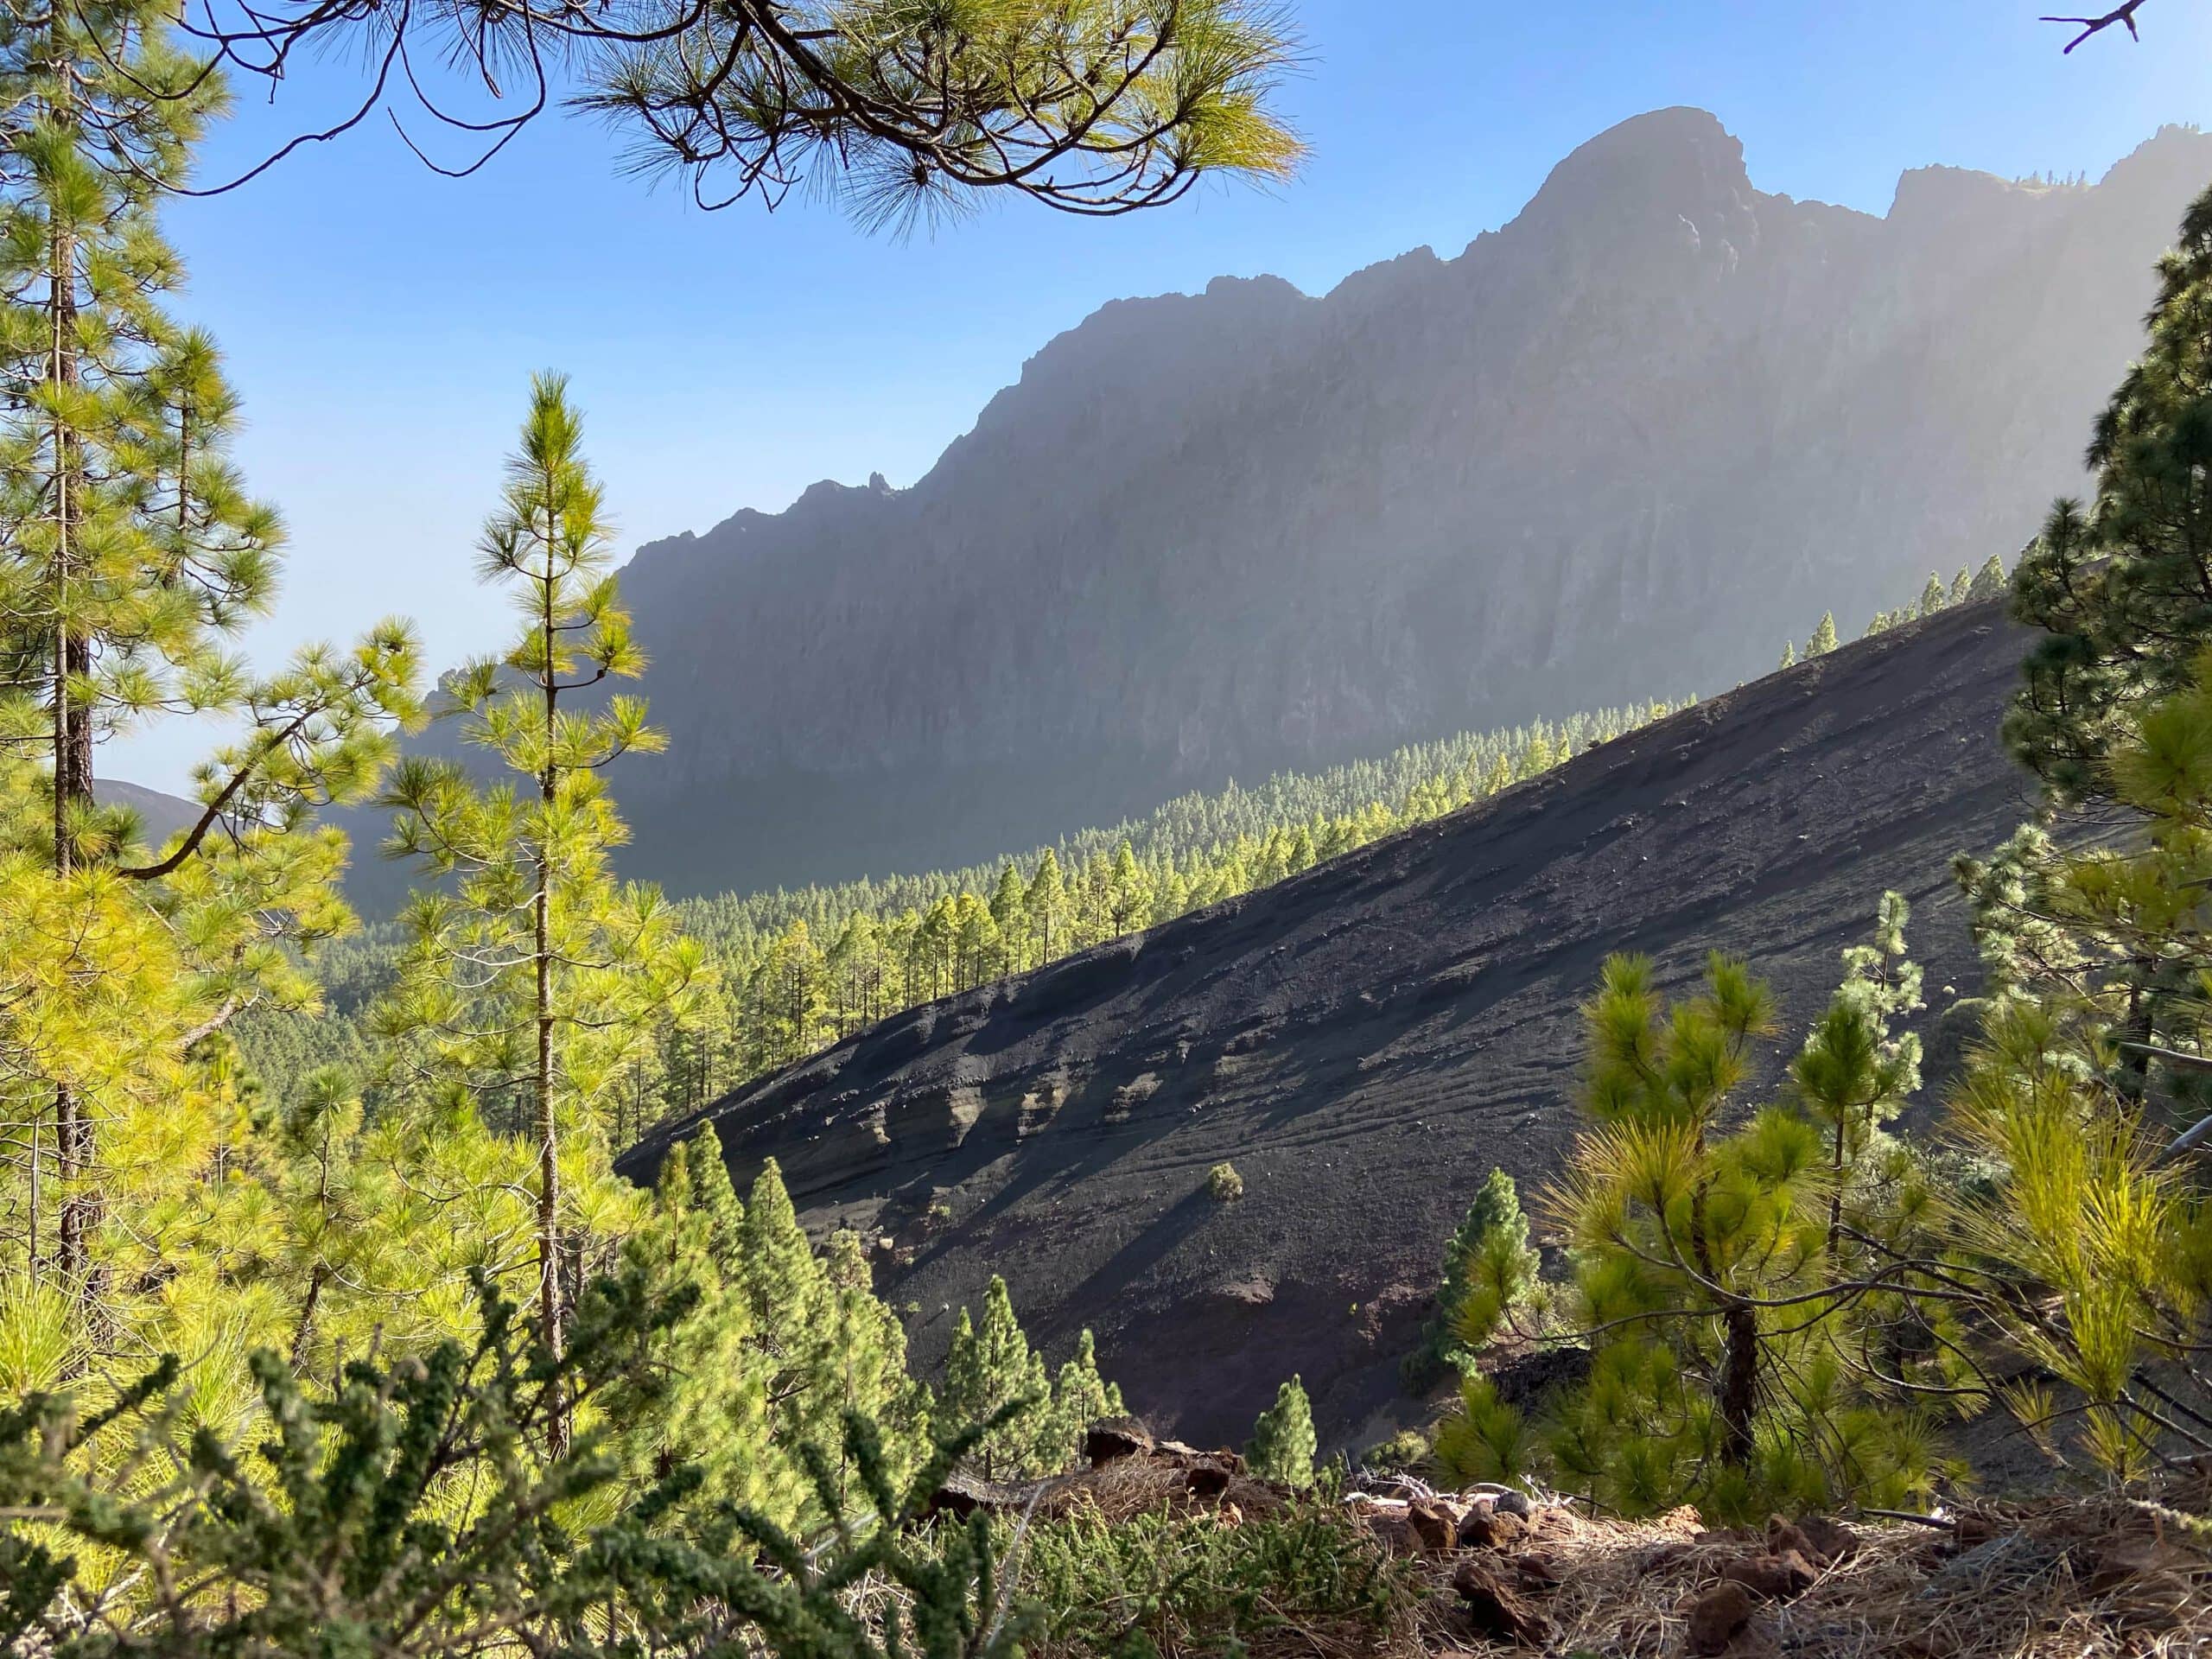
(1358, 1427, 1431, 1473)
(1404, 1166, 1539, 1391)
(0, 1268, 1034, 1659)
(1206, 1162, 1244, 1201)
(1010, 1502, 1420, 1659)
(1432, 1373, 1535, 1486)
(1246, 1376, 1317, 1490)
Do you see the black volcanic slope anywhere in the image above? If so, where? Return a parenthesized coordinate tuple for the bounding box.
(620, 603, 2040, 1447)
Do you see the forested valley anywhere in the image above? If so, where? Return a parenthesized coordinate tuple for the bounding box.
(3, 0, 2212, 1655)
(239, 566, 2006, 1140)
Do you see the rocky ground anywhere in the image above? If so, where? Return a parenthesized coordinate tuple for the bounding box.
(970, 1427, 2212, 1658)
(620, 599, 2044, 1448)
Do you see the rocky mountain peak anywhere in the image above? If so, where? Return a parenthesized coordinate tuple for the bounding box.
(575, 112, 2212, 901)
(1507, 106, 1758, 254)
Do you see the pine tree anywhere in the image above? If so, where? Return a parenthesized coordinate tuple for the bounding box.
(1039, 1328, 1122, 1471)
(1779, 641, 1796, 671)
(938, 1274, 1051, 1480)
(686, 1122, 747, 1272)
(1246, 1376, 1315, 1490)
(1967, 553, 2007, 601)
(816, 1229, 930, 1499)
(826, 909, 888, 1035)
(615, 1130, 794, 1519)
(988, 862, 1028, 975)
(1939, 648, 2212, 1473)
(1917, 572, 1947, 618)
(952, 892, 1001, 988)
(1408, 1167, 1537, 1387)
(1532, 930, 1955, 1519)
(1948, 565, 1973, 607)
(740, 1158, 831, 1427)
(377, 376, 702, 1446)
(1986, 185, 2212, 1078)
(1106, 841, 1153, 937)
(1808, 612, 1840, 656)
(2006, 181, 2212, 801)
(1025, 849, 1069, 966)
(753, 918, 827, 1066)
(0, 5, 421, 1294)
(1793, 890, 1922, 1255)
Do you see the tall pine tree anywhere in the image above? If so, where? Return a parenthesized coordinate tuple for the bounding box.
(0, 0, 419, 1294)
(378, 374, 702, 1446)
(938, 1274, 1052, 1480)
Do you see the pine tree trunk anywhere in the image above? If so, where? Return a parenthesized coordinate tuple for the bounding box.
(1827, 1115, 1847, 1261)
(48, 204, 96, 1287)
(2118, 971, 2155, 1104)
(537, 546, 567, 1455)
(1719, 1300, 1758, 1467)
(1690, 1177, 1758, 1467)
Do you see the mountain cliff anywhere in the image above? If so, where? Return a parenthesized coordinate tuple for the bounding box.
(601, 109, 2212, 896)
(618, 601, 2036, 1446)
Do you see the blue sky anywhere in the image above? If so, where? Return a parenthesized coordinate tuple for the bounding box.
(118, 0, 2212, 788)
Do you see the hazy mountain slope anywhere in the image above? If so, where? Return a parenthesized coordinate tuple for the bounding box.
(601, 109, 2207, 896)
(618, 600, 2037, 1448)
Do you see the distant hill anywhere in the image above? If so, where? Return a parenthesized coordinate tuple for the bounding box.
(587, 109, 2209, 898)
(619, 601, 2038, 1447)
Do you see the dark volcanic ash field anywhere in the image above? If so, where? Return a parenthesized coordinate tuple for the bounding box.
(619, 601, 2040, 1447)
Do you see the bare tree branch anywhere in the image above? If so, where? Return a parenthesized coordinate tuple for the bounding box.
(2042, 1, 2148, 53)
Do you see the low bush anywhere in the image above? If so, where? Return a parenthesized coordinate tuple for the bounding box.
(1009, 1502, 1421, 1659)
(0, 1268, 1035, 1659)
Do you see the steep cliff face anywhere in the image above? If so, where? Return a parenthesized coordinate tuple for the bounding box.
(607, 109, 2212, 895)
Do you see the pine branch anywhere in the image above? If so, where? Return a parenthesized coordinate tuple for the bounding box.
(2042, 2, 2148, 51)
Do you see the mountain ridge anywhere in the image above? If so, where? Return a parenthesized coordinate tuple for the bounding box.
(588, 109, 2208, 899)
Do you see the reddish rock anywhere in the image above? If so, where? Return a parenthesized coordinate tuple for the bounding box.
(1789, 1514, 1862, 1566)
(1763, 1516, 1816, 1560)
(1687, 1580, 1756, 1656)
(1952, 1513, 2005, 1549)
(1720, 1548, 1818, 1601)
(921, 1469, 1034, 1520)
(1363, 1511, 1417, 1554)
(1458, 1505, 1529, 1549)
(1451, 1556, 1554, 1646)
(1529, 1505, 1579, 1541)
(1407, 1497, 1459, 1554)
(1082, 1417, 1154, 1466)
(1158, 1440, 1245, 1473)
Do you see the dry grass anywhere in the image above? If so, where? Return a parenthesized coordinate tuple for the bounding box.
(1410, 1491, 2212, 1658)
(1027, 1449, 1294, 1525)
(938, 1445, 2212, 1656)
